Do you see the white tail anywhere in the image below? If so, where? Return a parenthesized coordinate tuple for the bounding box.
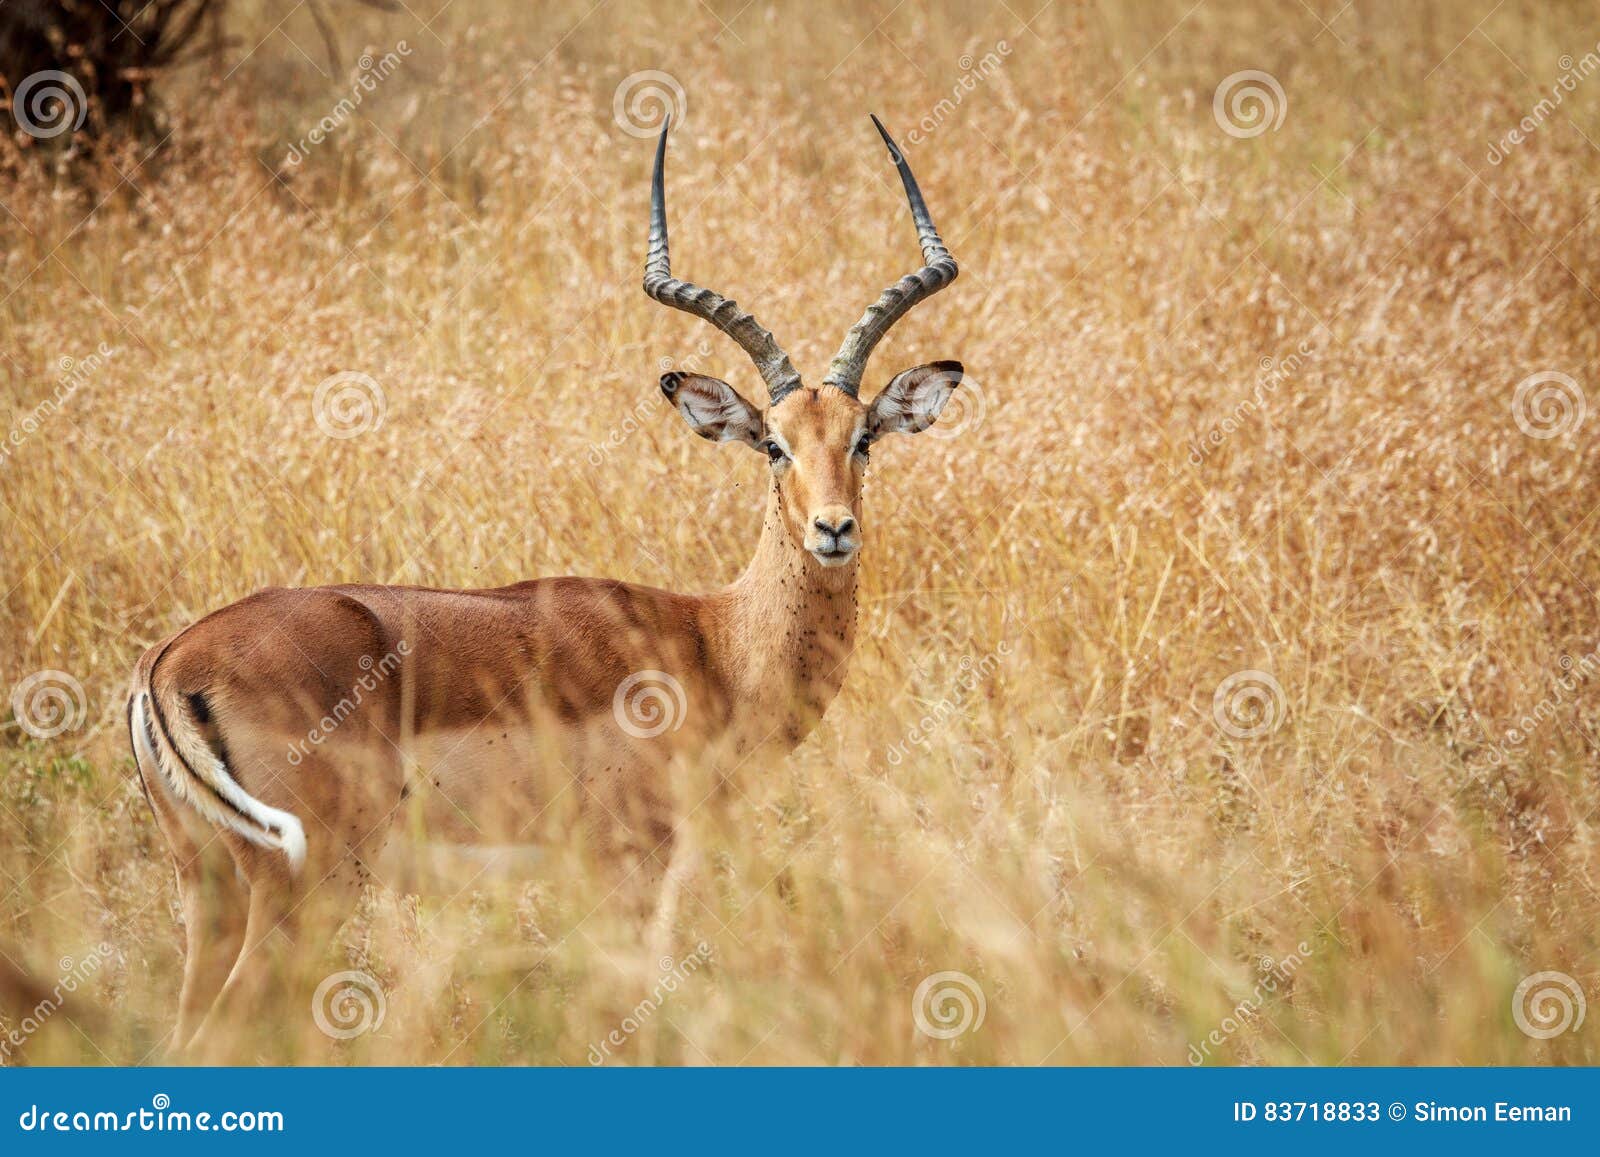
(131, 690, 307, 872)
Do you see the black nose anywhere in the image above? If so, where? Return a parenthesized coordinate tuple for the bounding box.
(814, 515, 856, 538)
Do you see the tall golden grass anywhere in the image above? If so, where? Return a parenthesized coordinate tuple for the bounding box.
(2, 0, 1599, 1065)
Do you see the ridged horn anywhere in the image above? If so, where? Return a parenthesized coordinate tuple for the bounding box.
(643, 117, 803, 406)
(822, 115, 959, 397)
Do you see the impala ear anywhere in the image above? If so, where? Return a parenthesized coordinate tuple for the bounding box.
(660, 372, 765, 447)
(867, 360, 964, 436)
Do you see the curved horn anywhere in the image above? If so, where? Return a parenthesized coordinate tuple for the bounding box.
(822, 115, 959, 398)
(643, 117, 803, 406)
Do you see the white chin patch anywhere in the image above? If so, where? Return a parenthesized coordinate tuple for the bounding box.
(811, 548, 857, 568)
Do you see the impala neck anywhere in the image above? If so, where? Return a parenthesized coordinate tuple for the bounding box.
(718, 483, 860, 748)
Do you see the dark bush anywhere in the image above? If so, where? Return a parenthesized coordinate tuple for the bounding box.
(0, 0, 219, 144)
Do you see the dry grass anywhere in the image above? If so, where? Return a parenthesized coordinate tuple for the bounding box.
(2, 0, 1599, 1065)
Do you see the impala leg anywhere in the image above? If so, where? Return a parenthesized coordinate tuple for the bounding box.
(136, 743, 251, 1059)
(172, 844, 248, 1053)
(192, 846, 384, 1061)
(187, 771, 398, 1062)
(646, 824, 696, 963)
(185, 856, 298, 1062)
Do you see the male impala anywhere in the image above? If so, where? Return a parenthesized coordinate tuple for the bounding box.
(128, 115, 963, 1055)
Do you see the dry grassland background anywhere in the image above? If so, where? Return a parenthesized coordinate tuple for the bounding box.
(1, 0, 1599, 1064)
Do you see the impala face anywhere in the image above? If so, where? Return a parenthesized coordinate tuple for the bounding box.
(645, 112, 961, 569)
(660, 360, 963, 568)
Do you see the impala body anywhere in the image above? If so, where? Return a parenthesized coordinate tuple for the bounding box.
(130, 115, 964, 1056)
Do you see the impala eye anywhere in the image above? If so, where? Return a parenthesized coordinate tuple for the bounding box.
(764, 441, 787, 463)
(854, 435, 872, 458)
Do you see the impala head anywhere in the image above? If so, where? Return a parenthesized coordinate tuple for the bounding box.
(644, 115, 963, 570)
